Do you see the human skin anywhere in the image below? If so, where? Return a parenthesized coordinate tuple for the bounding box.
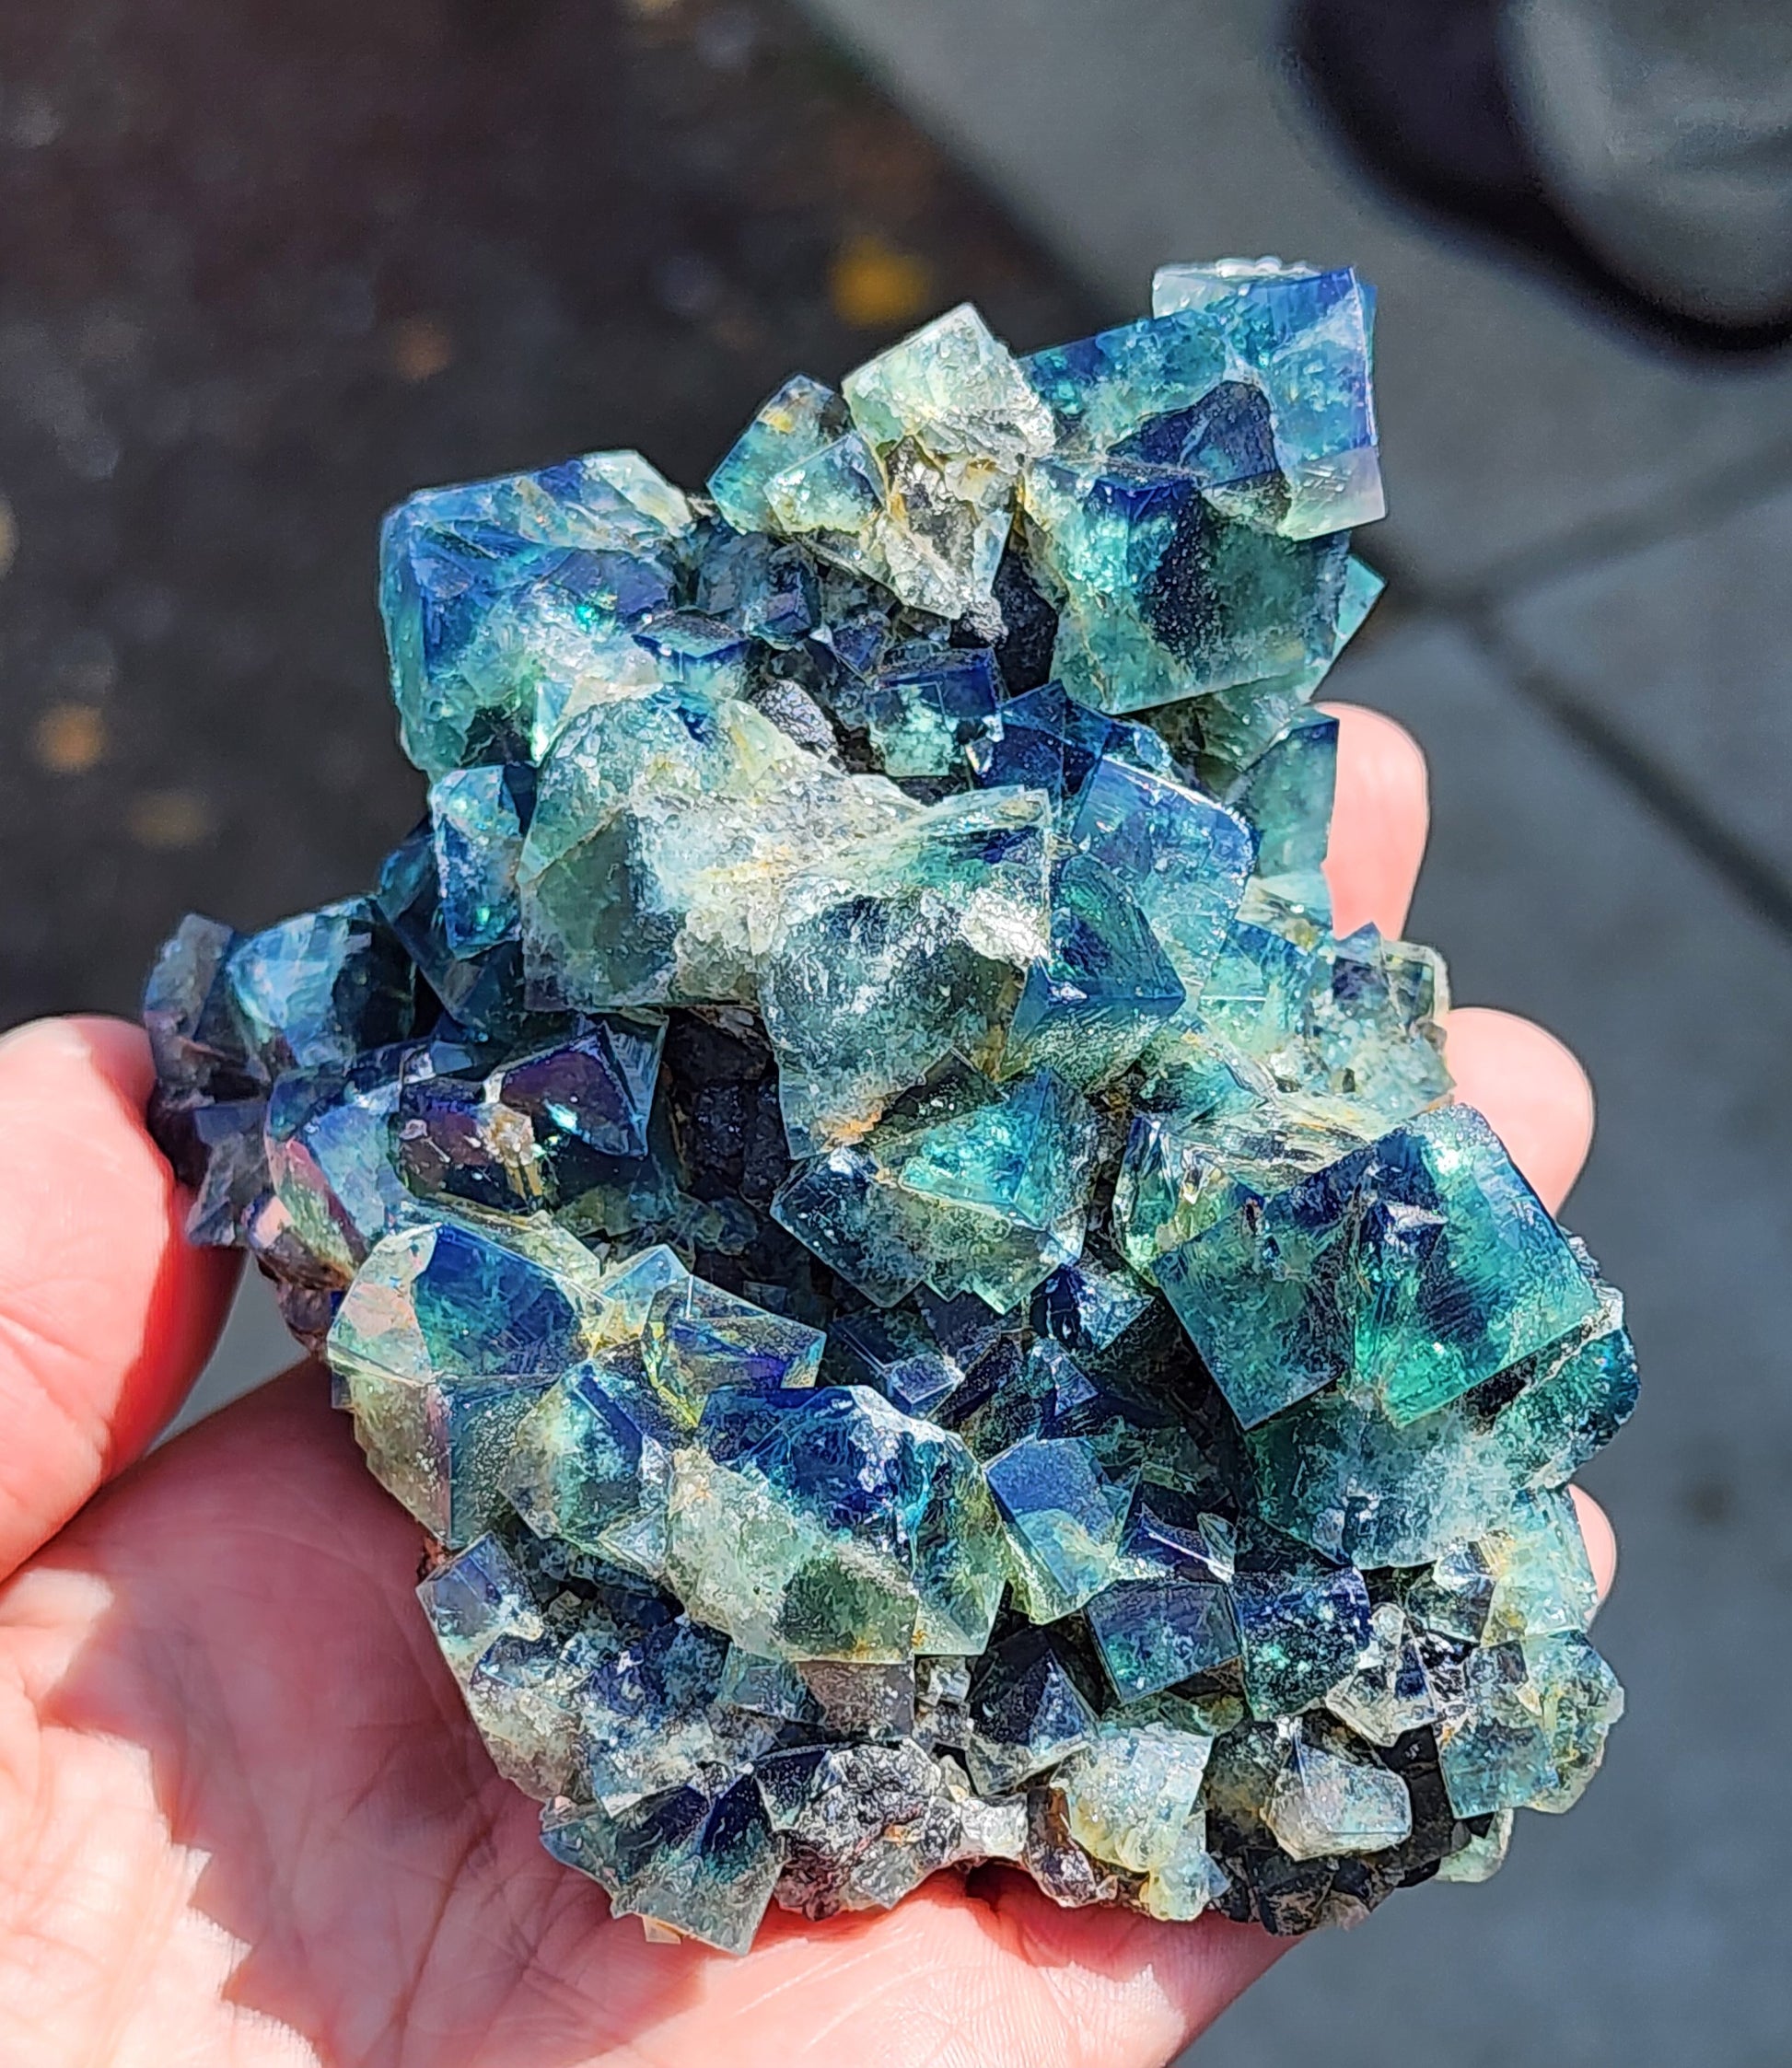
(0, 703, 1616, 2068)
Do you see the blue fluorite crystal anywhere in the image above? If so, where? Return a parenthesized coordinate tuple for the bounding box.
(543, 1774, 782, 1956)
(391, 1016, 672, 1237)
(228, 899, 414, 1075)
(265, 1045, 417, 1281)
(144, 912, 263, 1100)
(1151, 261, 1384, 539)
(1155, 1106, 1600, 1429)
(430, 763, 532, 955)
(985, 1433, 1137, 1621)
(143, 259, 1633, 1952)
(708, 374, 847, 535)
(501, 1348, 681, 1574)
(378, 449, 693, 780)
(1065, 750, 1254, 1009)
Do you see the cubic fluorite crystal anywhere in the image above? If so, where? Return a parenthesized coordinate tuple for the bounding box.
(144, 259, 1633, 1956)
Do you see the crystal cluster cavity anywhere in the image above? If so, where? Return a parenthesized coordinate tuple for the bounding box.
(144, 258, 1635, 1956)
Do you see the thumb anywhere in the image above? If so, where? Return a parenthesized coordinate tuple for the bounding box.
(0, 1016, 238, 1578)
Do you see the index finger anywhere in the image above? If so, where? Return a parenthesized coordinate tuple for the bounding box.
(0, 1016, 237, 1577)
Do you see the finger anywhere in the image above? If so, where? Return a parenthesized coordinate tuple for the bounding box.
(1443, 1005, 1595, 1214)
(1571, 1485, 1618, 1602)
(0, 1015, 238, 1578)
(976, 1879, 1286, 2068)
(1321, 702, 1429, 940)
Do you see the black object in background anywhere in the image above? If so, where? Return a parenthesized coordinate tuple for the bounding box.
(1292, 0, 1792, 356)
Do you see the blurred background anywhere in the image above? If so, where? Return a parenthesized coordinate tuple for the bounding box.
(1, 1, 1786, 2061)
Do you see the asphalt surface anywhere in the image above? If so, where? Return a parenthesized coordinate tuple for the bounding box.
(0, 0, 1091, 1027)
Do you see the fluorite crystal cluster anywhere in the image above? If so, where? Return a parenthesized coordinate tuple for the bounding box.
(144, 259, 1635, 1956)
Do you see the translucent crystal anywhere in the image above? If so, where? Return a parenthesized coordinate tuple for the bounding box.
(985, 1435, 1137, 1622)
(416, 1533, 545, 1679)
(694, 1381, 1006, 1655)
(1435, 1810, 1512, 1883)
(464, 1632, 587, 1798)
(1022, 312, 1230, 456)
(144, 262, 1632, 1952)
(1264, 1725, 1413, 1861)
(1480, 1487, 1601, 1641)
(1002, 854, 1186, 1088)
(1493, 1287, 1639, 1489)
(1155, 1106, 1601, 1429)
(1112, 1094, 1369, 1282)
(766, 305, 1053, 622)
(265, 1045, 417, 1282)
(1067, 751, 1254, 1011)
(375, 820, 530, 1042)
(1226, 704, 1337, 927)
(844, 303, 1055, 468)
(774, 1061, 1098, 1313)
(759, 787, 1052, 1155)
(326, 1216, 601, 1545)
(826, 1302, 986, 1419)
(1232, 1558, 1374, 1718)
(663, 1449, 919, 1665)
(641, 1275, 823, 1420)
(379, 449, 693, 780)
(1246, 1387, 1519, 1567)
(1323, 1603, 1442, 1745)
(1021, 453, 1353, 715)
(966, 679, 1177, 807)
(430, 764, 532, 954)
(1435, 1642, 1564, 1818)
(144, 912, 264, 1101)
(392, 1016, 669, 1238)
(1055, 1713, 1216, 1876)
(500, 1349, 681, 1577)
(542, 1774, 781, 1956)
(1159, 554, 1384, 787)
(695, 529, 821, 648)
(966, 1623, 1102, 1794)
(708, 374, 847, 534)
(1087, 1577, 1240, 1702)
(858, 645, 1001, 778)
(576, 1610, 769, 1811)
(518, 681, 914, 1014)
(1523, 1631, 1624, 1812)
(1151, 260, 1385, 538)
(228, 898, 414, 1076)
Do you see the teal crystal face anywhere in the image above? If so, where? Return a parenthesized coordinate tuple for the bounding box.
(144, 261, 1633, 1955)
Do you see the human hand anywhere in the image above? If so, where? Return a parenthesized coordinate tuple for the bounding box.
(0, 703, 1617, 2068)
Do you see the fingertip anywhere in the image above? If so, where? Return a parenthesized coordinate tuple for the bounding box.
(0, 1012, 153, 1089)
(1444, 1005, 1596, 1214)
(0, 1014, 239, 1573)
(1321, 702, 1430, 939)
(1570, 1485, 1618, 1603)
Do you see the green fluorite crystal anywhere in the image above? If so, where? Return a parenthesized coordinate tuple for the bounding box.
(1155, 1106, 1600, 1430)
(144, 258, 1634, 1955)
(327, 1216, 606, 1546)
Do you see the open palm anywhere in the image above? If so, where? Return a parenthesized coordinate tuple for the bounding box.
(0, 706, 1615, 2068)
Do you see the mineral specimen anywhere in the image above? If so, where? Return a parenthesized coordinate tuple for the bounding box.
(145, 258, 1633, 1957)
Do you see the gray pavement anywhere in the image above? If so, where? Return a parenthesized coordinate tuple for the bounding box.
(781, 2, 1791, 2062)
